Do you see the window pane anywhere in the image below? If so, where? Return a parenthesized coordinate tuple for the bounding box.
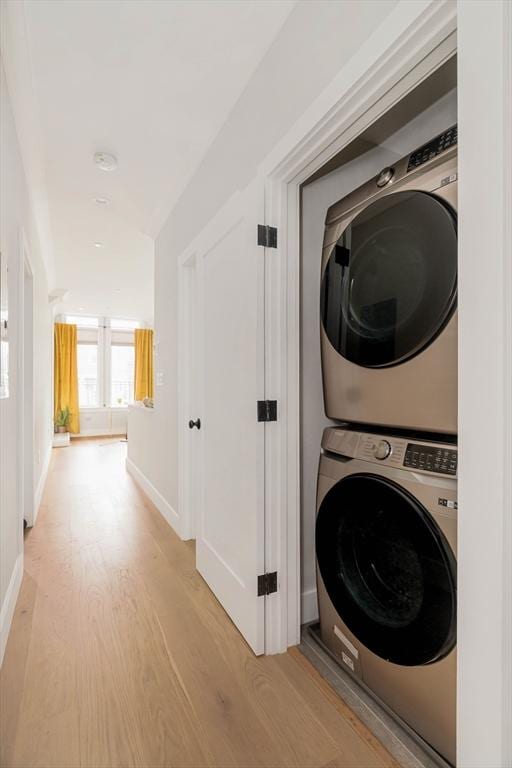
(111, 344, 134, 406)
(77, 344, 98, 406)
(66, 315, 98, 328)
(110, 318, 140, 331)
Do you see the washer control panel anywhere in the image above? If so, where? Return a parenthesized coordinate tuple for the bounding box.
(403, 443, 457, 476)
(322, 428, 457, 478)
(407, 124, 457, 172)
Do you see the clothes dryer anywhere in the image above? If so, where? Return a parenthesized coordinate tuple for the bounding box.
(321, 126, 458, 433)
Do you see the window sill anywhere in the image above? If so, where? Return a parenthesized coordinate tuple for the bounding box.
(128, 402, 155, 412)
(79, 405, 131, 412)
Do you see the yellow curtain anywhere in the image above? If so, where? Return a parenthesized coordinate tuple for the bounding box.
(54, 322, 80, 434)
(134, 328, 154, 400)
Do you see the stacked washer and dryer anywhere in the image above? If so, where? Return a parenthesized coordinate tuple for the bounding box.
(315, 126, 458, 765)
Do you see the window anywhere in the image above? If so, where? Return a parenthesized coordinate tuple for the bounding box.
(61, 315, 141, 409)
(77, 343, 99, 407)
(111, 344, 135, 406)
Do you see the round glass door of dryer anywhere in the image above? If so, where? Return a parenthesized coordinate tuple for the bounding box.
(320, 191, 457, 368)
(316, 473, 456, 666)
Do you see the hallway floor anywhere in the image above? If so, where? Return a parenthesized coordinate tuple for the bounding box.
(1, 439, 397, 768)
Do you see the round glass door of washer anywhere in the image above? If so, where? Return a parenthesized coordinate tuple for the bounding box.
(316, 473, 457, 666)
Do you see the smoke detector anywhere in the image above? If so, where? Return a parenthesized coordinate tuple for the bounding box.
(94, 195, 110, 205)
(94, 152, 118, 172)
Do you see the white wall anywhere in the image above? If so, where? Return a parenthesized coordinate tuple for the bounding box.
(128, 0, 399, 521)
(300, 88, 457, 622)
(126, 403, 178, 532)
(0, 62, 53, 662)
(78, 408, 128, 437)
(127, 242, 177, 512)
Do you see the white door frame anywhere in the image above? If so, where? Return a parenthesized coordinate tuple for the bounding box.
(457, 2, 512, 765)
(178, 248, 200, 541)
(18, 228, 35, 527)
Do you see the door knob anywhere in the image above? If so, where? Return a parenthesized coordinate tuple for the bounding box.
(189, 418, 201, 430)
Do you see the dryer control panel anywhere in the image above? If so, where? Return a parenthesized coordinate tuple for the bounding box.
(322, 428, 457, 478)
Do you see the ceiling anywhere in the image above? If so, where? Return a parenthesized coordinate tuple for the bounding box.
(4, 0, 295, 320)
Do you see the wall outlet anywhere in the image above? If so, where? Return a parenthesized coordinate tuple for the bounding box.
(156, 371, 164, 386)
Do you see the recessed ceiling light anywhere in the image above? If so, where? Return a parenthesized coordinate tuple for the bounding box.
(94, 242, 104, 248)
(79, 307, 84, 310)
(94, 196, 110, 205)
(94, 152, 118, 172)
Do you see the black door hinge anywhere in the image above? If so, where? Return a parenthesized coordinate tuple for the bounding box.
(257, 400, 277, 422)
(258, 572, 278, 596)
(257, 225, 277, 249)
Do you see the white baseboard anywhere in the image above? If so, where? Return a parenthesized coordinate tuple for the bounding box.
(126, 457, 180, 537)
(33, 442, 52, 525)
(74, 430, 126, 438)
(301, 587, 319, 625)
(0, 553, 23, 667)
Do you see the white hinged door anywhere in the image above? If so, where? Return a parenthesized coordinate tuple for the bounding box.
(195, 179, 266, 654)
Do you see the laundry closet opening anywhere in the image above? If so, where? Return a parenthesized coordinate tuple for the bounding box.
(298, 54, 458, 767)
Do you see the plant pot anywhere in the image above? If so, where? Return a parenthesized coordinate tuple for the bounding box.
(57, 426, 67, 433)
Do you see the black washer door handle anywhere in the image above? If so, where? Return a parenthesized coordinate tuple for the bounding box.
(189, 418, 201, 430)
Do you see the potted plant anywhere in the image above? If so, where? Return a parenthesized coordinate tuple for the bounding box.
(55, 406, 71, 434)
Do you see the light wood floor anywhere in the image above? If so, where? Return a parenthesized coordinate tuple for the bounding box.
(0, 438, 398, 768)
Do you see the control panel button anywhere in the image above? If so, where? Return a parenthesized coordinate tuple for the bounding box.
(376, 167, 394, 188)
(374, 440, 391, 460)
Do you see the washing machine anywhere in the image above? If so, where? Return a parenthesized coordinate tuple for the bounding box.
(316, 427, 457, 765)
(321, 125, 458, 433)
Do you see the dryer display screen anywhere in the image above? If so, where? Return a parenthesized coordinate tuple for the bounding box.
(404, 443, 457, 475)
(407, 125, 457, 171)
